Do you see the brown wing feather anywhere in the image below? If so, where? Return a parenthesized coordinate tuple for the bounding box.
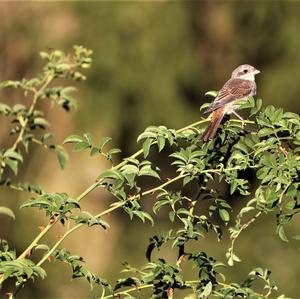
(206, 78, 254, 112)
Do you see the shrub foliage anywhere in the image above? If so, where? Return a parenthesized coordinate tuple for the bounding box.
(0, 47, 297, 298)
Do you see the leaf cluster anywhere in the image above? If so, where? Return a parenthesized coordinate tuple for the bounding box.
(0, 47, 297, 299)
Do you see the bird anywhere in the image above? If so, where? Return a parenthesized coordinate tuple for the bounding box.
(201, 64, 260, 141)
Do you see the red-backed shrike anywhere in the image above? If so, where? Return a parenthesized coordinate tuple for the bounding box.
(201, 64, 260, 141)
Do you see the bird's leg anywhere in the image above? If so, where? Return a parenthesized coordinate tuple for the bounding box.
(232, 111, 245, 126)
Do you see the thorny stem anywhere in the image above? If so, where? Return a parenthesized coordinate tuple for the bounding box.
(17, 223, 53, 260)
(229, 211, 262, 255)
(100, 279, 273, 299)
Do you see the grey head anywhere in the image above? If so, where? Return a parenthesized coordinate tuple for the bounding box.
(231, 64, 260, 81)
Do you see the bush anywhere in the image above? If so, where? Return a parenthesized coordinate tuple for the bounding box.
(0, 47, 297, 299)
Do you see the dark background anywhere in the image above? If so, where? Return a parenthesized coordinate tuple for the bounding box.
(1, 2, 300, 298)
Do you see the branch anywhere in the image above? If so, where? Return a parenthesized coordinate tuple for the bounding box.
(12, 76, 53, 152)
(101, 278, 272, 299)
(13, 118, 210, 262)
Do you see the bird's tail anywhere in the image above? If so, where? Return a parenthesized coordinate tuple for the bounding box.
(201, 107, 225, 141)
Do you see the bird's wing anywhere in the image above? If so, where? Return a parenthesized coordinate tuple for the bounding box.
(207, 78, 254, 112)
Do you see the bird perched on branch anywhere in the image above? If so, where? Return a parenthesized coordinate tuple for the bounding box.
(201, 64, 260, 141)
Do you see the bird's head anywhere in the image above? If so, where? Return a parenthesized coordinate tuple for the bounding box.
(231, 64, 260, 81)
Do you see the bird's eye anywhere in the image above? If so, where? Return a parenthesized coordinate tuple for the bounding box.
(243, 69, 248, 73)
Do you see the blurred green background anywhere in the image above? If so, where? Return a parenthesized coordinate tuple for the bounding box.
(1, 1, 300, 298)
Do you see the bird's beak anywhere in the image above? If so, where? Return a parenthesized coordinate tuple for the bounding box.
(254, 69, 260, 74)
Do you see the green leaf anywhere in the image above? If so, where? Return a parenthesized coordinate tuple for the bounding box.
(3, 148, 23, 162)
(0, 207, 15, 219)
(137, 131, 157, 143)
(121, 165, 138, 187)
(62, 86, 78, 95)
(90, 147, 99, 156)
(1, 80, 22, 89)
(34, 117, 50, 127)
(5, 159, 18, 175)
(107, 148, 121, 157)
(140, 212, 154, 226)
(41, 133, 53, 142)
(239, 206, 255, 217)
(205, 90, 218, 97)
(123, 172, 136, 187)
(250, 98, 262, 116)
(33, 266, 47, 279)
(98, 169, 124, 181)
(157, 136, 166, 152)
(219, 209, 230, 223)
(73, 142, 90, 152)
(199, 103, 211, 112)
(34, 244, 50, 252)
(99, 137, 112, 151)
(64, 135, 85, 144)
(277, 225, 289, 242)
(139, 165, 160, 179)
(183, 176, 192, 186)
(55, 145, 69, 169)
(201, 281, 212, 297)
(142, 138, 152, 158)
(234, 142, 249, 154)
(121, 164, 139, 174)
(13, 104, 26, 112)
(0, 103, 11, 114)
(258, 128, 274, 137)
(132, 210, 154, 225)
(169, 211, 175, 222)
(40, 51, 50, 60)
(229, 252, 241, 265)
